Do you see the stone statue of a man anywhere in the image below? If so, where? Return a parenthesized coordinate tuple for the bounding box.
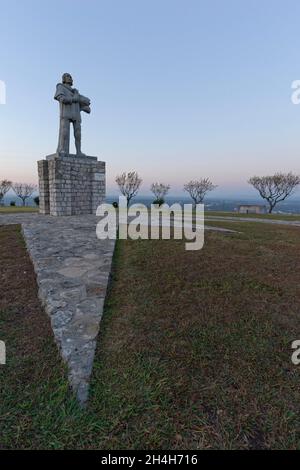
(54, 73, 91, 157)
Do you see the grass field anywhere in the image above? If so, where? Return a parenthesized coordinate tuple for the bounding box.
(0, 206, 38, 214)
(206, 210, 300, 221)
(0, 222, 300, 449)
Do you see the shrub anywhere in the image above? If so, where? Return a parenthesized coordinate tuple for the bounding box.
(152, 198, 165, 206)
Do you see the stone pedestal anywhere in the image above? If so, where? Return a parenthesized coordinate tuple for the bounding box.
(38, 154, 105, 216)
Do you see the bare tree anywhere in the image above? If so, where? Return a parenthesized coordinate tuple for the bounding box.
(184, 178, 217, 205)
(150, 182, 170, 205)
(248, 172, 300, 213)
(115, 171, 142, 205)
(0, 179, 12, 205)
(12, 183, 37, 207)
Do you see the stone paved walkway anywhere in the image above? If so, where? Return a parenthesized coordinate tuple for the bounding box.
(0, 213, 236, 405)
(0, 213, 115, 404)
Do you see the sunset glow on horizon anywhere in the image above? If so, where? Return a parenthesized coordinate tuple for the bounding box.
(1, 0, 300, 199)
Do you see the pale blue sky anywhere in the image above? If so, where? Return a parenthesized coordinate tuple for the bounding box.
(1, 0, 300, 197)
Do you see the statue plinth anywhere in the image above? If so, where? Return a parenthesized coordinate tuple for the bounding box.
(38, 153, 105, 216)
(46, 153, 97, 161)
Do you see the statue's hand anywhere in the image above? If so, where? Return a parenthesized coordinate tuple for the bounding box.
(82, 105, 91, 114)
(62, 97, 73, 104)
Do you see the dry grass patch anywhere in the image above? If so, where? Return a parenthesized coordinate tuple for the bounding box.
(0, 222, 300, 449)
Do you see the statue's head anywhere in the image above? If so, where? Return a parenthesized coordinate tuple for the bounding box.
(62, 73, 73, 86)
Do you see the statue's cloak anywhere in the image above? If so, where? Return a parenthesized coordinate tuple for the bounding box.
(54, 84, 91, 121)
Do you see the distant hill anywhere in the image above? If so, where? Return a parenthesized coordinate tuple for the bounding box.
(106, 195, 300, 214)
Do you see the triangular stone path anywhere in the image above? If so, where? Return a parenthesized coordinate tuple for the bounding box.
(0, 213, 115, 405)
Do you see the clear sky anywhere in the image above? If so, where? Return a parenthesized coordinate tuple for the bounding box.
(1, 0, 300, 198)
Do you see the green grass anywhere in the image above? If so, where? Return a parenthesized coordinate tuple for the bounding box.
(206, 210, 300, 221)
(0, 206, 38, 214)
(1, 222, 300, 449)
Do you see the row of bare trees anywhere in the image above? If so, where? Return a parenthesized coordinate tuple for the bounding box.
(2, 172, 299, 213)
(0, 180, 37, 206)
(116, 171, 300, 213)
(116, 172, 217, 206)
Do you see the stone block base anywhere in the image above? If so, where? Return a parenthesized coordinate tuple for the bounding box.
(38, 154, 105, 216)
